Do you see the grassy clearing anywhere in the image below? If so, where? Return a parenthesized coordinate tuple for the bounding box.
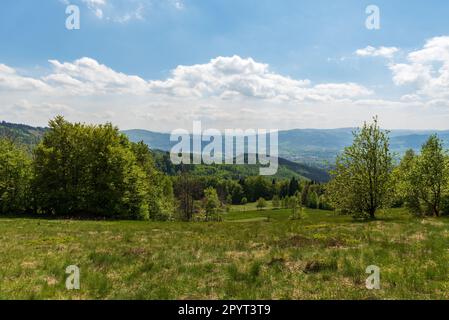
(0, 207, 449, 299)
(230, 201, 275, 212)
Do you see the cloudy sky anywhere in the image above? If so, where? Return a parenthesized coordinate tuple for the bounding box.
(1, 0, 449, 131)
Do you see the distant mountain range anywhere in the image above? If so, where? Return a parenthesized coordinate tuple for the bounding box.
(124, 128, 449, 166)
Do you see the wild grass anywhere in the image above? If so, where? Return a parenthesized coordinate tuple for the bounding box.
(0, 207, 448, 299)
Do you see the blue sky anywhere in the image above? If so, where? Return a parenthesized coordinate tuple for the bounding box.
(1, 0, 449, 130)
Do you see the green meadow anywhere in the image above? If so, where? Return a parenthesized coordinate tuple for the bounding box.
(1, 205, 448, 300)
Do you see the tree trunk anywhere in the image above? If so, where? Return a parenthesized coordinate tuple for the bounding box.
(434, 205, 439, 217)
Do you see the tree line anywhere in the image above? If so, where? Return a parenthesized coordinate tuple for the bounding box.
(327, 117, 449, 219)
(172, 171, 331, 221)
(2, 116, 447, 221)
(0, 117, 326, 220)
(0, 117, 174, 220)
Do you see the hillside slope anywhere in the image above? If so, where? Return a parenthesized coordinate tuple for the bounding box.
(150, 149, 330, 182)
(0, 121, 46, 147)
(125, 128, 449, 166)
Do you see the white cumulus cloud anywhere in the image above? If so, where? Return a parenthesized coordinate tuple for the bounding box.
(389, 36, 449, 99)
(0, 64, 50, 91)
(5, 55, 436, 131)
(44, 57, 149, 95)
(147, 55, 372, 102)
(356, 46, 399, 59)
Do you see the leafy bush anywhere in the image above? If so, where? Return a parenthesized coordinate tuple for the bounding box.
(33, 117, 173, 220)
(0, 139, 33, 214)
(256, 197, 267, 210)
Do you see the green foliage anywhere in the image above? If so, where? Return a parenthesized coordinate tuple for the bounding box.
(281, 197, 288, 209)
(256, 197, 267, 210)
(5, 116, 449, 222)
(307, 191, 319, 209)
(414, 135, 449, 217)
(173, 171, 197, 221)
(395, 136, 449, 217)
(289, 196, 305, 220)
(318, 194, 333, 211)
(230, 183, 244, 204)
(394, 149, 421, 216)
(327, 117, 394, 219)
(243, 176, 273, 202)
(33, 117, 172, 220)
(204, 187, 221, 221)
(0, 121, 46, 149)
(0, 139, 33, 214)
(440, 195, 449, 216)
(301, 183, 309, 206)
(132, 142, 175, 221)
(137, 146, 330, 182)
(289, 177, 300, 196)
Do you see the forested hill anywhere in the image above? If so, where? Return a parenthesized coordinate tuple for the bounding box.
(125, 128, 449, 166)
(150, 149, 330, 182)
(0, 121, 46, 146)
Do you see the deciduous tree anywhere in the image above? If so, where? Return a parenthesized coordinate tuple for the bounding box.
(327, 117, 394, 219)
(0, 138, 32, 214)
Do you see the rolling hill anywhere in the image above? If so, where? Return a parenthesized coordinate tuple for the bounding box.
(149, 149, 330, 182)
(124, 128, 449, 167)
(0, 121, 46, 147)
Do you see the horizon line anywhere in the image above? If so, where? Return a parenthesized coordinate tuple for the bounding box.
(3, 119, 449, 134)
